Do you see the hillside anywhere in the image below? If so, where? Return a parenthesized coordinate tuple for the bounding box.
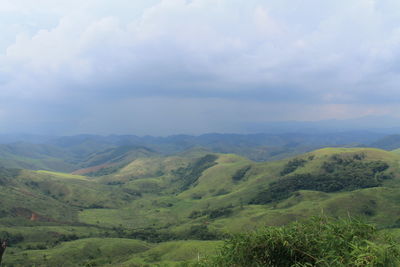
(0, 143, 76, 172)
(1, 147, 400, 265)
(0, 142, 160, 175)
(0, 132, 389, 174)
(372, 134, 400, 150)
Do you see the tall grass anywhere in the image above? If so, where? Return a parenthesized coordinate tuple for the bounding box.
(194, 216, 400, 267)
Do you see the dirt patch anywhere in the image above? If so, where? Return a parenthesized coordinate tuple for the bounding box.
(11, 207, 54, 222)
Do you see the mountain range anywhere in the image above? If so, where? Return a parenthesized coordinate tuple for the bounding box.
(0, 130, 397, 174)
(0, 131, 400, 265)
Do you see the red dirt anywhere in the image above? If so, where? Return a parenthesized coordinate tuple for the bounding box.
(11, 207, 54, 222)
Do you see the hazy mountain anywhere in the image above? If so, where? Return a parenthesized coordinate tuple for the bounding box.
(0, 131, 393, 172)
(371, 134, 400, 150)
(242, 115, 400, 134)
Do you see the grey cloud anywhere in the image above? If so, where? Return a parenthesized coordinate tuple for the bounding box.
(0, 0, 400, 134)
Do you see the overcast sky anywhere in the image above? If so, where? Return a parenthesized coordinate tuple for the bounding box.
(1, 0, 400, 135)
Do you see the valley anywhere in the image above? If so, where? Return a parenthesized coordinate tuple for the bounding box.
(0, 134, 400, 266)
(3, 1, 400, 265)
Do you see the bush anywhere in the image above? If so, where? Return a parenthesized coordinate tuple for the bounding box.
(280, 158, 307, 176)
(194, 216, 400, 267)
(232, 165, 251, 181)
(173, 154, 218, 191)
(0, 231, 24, 245)
(188, 206, 234, 220)
(186, 225, 219, 240)
(0, 167, 20, 185)
(124, 228, 176, 243)
(251, 156, 392, 204)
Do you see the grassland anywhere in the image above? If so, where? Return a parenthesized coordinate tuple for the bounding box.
(1, 147, 400, 266)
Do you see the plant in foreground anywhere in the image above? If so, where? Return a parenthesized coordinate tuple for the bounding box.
(192, 216, 400, 267)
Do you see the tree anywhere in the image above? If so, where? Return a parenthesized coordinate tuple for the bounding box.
(0, 239, 7, 265)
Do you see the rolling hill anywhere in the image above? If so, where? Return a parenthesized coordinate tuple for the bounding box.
(0, 131, 392, 175)
(1, 147, 400, 265)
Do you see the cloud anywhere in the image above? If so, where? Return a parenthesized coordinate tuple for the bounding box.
(0, 0, 400, 134)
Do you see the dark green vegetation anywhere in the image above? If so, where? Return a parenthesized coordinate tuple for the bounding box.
(1, 144, 400, 266)
(252, 154, 391, 204)
(280, 158, 308, 176)
(173, 154, 218, 190)
(231, 165, 251, 181)
(196, 216, 400, 267)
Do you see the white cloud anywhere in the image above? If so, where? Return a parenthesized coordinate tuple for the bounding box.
(0, 0, 400, 134)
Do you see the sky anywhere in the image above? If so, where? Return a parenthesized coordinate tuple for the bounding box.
(1, 0, 400, 135)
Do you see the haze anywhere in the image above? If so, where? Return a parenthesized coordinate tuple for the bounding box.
(1, 0, 400, 135)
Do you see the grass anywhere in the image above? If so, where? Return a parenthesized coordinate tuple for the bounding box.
(2, 147, 400, 266)
(196, 216, 400, 267)
(122, 240, 222, 266)
(35, 170, 88, 180)
(3, 238, 151, 267)
(2, 238, 221, 267)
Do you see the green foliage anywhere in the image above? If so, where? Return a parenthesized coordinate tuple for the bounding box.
(213, 188, 229, 196)
(86, 164, 125, 177)
(2, 148, 400, 266)
(186, 225, 219, 240)
(173, 154, 218, 191)
(0, 167, 20, 184)
(123, 228, 177, 243)
(232, 165, 251, 181)
(102, 225, 221, 243)
(280, 158, 307, 176)
(195, 216, 400, 267)
(252, 155, 391, 204)
(122, 188, 142, 197)
(0, 231, 24, 245)
(56, 234, 80, 242)
(188, 206, 234, 220)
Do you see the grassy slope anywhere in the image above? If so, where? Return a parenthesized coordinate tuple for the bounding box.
(2, 147, 400, 266)
(3, 238, 221, 267)
(77, 148, 400, 235)
(4, 238, 150, 267)
(0, 169, 139, 226)
(0, 143, 77, 172)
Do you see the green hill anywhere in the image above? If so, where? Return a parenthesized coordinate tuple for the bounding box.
(1, 147, 400, 266)
(0, 131, 387, 173)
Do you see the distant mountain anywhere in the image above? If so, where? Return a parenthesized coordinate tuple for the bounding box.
(72, 146, 159, 176)
(0, 142, 76, 172)
(0, 134, 54, 144)
(242, 115, 400, 134)
(0, 131, 392, 172)
(371, 134, 400, 150)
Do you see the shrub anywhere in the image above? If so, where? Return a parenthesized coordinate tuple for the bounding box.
(188, 206, 234, 220)
(173, 154, 218, 191)
(186, 225, 219, 240)
(0, 231, 24, 245)
(194, 216, 400, 267)
(251, 157, 392, 204)
(0, 167, 20, 185)
(232, 165, 251, 181)
(280, 158, 307, 176)
(213, 188, 229, 196)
